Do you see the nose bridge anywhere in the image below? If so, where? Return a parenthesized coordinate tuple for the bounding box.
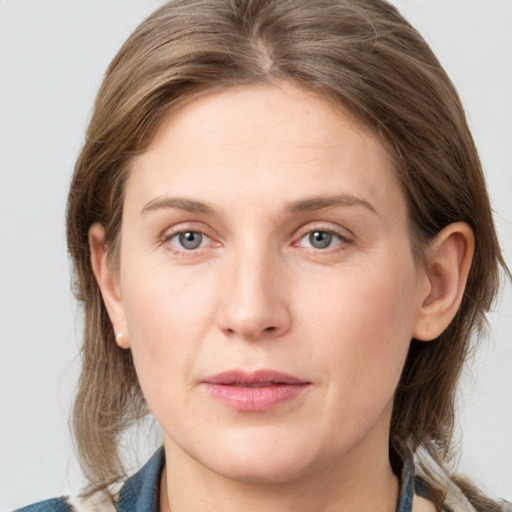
(219, 239, 290, 340)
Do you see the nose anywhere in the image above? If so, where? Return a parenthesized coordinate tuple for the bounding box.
(217, 248, 292, 341)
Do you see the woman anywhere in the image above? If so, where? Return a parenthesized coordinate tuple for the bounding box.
(14, 0, 509, 511)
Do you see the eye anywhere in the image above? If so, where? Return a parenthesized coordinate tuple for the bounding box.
(298, 230, 349, 250)
(170, 231, 208, 250)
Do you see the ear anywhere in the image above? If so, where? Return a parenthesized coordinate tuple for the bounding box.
(89, 222, 130, 349)
(413, 222, 475, 341)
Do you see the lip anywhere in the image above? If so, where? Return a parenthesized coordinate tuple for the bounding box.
(201, 370, 311, 412)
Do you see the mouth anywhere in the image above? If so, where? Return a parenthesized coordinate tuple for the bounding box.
(201, 370, 311, 412)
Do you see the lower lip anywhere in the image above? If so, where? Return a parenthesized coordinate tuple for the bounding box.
(203, 383, 309, 411)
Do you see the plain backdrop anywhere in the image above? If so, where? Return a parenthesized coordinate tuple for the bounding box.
(0, 0, 511, 509)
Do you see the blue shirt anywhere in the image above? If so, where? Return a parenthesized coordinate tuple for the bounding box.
(11, 448, 446, 512)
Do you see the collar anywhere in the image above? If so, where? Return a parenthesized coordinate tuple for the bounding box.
(397, 458, 415, 512)
(76, 447, 482, 512)
(117, 447, 165, 512)
(113, 448, 421, 512)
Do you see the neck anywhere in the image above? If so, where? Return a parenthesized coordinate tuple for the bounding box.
(160, 438, 400, 512)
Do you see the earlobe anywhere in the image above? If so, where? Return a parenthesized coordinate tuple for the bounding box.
(413, 222, 474, 342)
(89, 223, 130, 349)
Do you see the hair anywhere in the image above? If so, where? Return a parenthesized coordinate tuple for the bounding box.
(66, 0, 508, 508)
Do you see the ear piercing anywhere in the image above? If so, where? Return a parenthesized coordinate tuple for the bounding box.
(116, 332, 123, 339)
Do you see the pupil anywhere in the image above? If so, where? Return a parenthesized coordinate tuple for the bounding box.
(179, 232, 202, 249)
(309, 231, 331, 249)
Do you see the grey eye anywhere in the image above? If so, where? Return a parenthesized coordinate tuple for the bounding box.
(178, 231, 203, 250)
(308, 231, 332, 249)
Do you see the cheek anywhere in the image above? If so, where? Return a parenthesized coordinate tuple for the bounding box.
(297, 254, 419, 398)
(120, 262, 220, 396)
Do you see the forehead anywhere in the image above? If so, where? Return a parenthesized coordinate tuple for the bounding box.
(127, 83, 404, 221)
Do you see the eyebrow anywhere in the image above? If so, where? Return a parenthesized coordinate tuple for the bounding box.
(140, 193, 377, 216)
(141, 197, 215, 215)
(285, 194, 377, 214)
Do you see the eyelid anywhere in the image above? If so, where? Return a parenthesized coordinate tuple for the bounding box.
(297, 231, 350, 250)
(171, 231, 209, 249)
(157, 222, 354, 254)
(160, 227, 208, 241)
(288, 223, 356, 256)
(159, 223, 220, 253)
(293, 223, 355, 244)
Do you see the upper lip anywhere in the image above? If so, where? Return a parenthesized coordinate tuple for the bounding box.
(202, 370, 310, 386)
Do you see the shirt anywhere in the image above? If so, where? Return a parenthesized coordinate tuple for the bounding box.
(13, 447, 507, 512)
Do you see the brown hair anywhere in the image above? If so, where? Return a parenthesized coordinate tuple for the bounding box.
(66, 0, 508, 507)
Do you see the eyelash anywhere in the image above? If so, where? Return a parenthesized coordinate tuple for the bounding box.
(160, 228, 215, 255)
(294, 228, 353, 251)
(160, 226, 354, 256)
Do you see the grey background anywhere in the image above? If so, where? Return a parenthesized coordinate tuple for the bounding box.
(1, 0, 511, 509)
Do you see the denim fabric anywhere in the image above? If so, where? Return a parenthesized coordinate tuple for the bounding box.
(15, 447, 421, 512)
(116, 447, 164, 512)
(12, 449, 164, 512)
(14, 498, 72, 512)
(397, 459, 414, 512)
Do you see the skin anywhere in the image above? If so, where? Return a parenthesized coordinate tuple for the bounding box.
(90, 83, 473, 512)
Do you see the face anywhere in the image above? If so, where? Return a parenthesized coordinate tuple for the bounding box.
(104, 84, 430, 484)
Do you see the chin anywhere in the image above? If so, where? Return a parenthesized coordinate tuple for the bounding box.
(185, 427, 327, 485)
(208, 450, 316, 485)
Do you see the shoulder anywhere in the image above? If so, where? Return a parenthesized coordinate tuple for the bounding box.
(415, 473, 511, 512)
(13, 493, 116, 512)
(13, 497, 72, 512)
(13, 448, 165, 512)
